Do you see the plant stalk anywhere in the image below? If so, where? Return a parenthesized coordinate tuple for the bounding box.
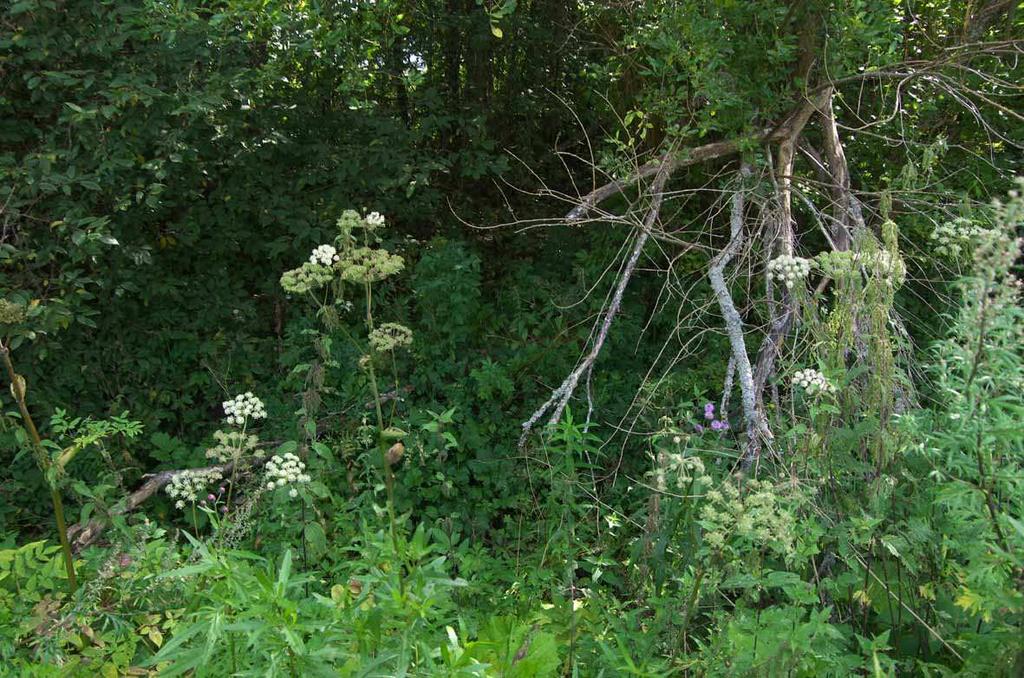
(1, 344, 78, 593)
(363, 280, 403, 575)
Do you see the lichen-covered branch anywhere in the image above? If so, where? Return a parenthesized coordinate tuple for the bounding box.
(707, 166, 772, 450)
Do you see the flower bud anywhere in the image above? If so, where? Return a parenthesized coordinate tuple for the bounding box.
(385, 441, 405, 466)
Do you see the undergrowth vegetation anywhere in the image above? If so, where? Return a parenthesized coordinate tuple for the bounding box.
(1, 1, 1023, 676)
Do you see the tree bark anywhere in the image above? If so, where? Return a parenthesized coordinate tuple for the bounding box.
(707, 165, 772, 453)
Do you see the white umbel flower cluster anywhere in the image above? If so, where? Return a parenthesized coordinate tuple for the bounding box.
(223, 392, 267, 426)
(309, 244, 340, 266)
(368, 322, 413, 353)
(265, 453, 311, 498)
(792, 368, 835, 397)
(364, 211, 386, 229)
(663, 453, 709, 487)
(205, 429, 260, 463)
(767, 255, 812, 289)
(930, 217, 985, 259)
(166, 468, 223, 510)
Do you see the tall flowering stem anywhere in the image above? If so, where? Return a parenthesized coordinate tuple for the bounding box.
(363, 276, 402, 564)
(0, 343, 77, 593)
(219, 392, 266, 517)
(279, 209, 407, 574)
(226, 422, 244, 518)
(364, 279, 386, 437)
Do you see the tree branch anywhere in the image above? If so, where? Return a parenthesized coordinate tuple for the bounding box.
(707, 165, 772, 450)
(563, 38, 1023, 220)
(67, 459, 248, 551)
(749, 98, 822, 455)
(521, 161, 673, 445)
(567, 92, 828, 221)
(816, 89, 863, 250)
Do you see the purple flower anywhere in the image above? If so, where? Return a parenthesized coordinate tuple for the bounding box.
(710, 420, 725, 431)
(704, 402, 715, 420)
(694, 423, 705, 434)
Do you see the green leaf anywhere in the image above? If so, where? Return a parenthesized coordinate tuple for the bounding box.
(381, 427, 406, 441)
(304, 522, 327, 556)
(277, 549, 292, 587)
(311, 441, 334, 461)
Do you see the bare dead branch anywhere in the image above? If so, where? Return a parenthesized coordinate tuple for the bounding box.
(520, 161, 673, 446)
(564, 39, 1022, 221)
(66, 458, 255, 551)
(567, 92, 829, 221)
(707, 165, 773, 450)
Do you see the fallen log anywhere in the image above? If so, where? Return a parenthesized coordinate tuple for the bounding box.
(67, 459, 250, 551)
